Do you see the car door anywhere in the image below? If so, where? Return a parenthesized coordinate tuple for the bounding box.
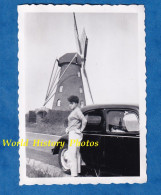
(80, 109, 105, 169)
(103, 109, 140, 176)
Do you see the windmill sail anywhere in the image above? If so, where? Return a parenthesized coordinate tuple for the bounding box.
(45, 59, 57, 101)
(83, 37, 88, 65)
(73, 13, 88, 62)
(73, 13, 94, 104)
(80, 28, 87, 57)
(82, 38, 94, 104)
(83, 66, 94, 104)
(73, 13, 82, 54)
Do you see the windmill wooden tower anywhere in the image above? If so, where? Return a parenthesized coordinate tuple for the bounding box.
(44, 13, 94, 111)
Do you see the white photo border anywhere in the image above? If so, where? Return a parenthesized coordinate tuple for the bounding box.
(18, 4, 147, 185)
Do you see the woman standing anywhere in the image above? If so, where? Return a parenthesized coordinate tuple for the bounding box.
(66, 95, 87, 177)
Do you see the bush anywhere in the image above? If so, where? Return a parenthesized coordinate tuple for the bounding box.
(26, 110, 71, 135)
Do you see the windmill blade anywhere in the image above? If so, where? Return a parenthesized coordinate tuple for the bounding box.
(83, 67, 94, 104)
(46, 68, 60, 100)
(73, 13, 82, 54)
(81, 35, 93, 103)
(45, 59, 58, 100)
(80, 28, 88, 63)
(83, 37, 88, 66)
(80, 28, 86, 55)
(73, 13, 92, 103)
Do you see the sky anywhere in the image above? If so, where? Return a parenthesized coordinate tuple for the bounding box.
(23, 12, 139, 112)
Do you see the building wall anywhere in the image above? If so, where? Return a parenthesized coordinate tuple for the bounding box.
(52, 63, 86, 110)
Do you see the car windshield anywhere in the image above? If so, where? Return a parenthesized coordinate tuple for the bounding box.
(106, 110, 139, 133)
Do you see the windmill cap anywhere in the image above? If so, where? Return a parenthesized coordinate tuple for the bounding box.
(58, 53, 82, 67)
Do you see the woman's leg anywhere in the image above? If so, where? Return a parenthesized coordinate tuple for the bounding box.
(77, 146, 81, 174)
(68, 132, 78, 176)
(69, 144, 78, 176)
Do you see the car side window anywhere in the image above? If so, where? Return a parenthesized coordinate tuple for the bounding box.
(84, 109, 105, 133)
(106, 110, 139, 133)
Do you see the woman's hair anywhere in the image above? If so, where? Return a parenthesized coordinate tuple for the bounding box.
(67, 95, 79, 104)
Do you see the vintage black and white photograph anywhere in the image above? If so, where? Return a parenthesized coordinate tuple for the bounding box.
(18, 5, 146, 185)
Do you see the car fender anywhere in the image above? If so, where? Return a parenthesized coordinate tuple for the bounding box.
(51, 134, 68, 154)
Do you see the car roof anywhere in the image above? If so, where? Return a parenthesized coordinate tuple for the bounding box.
(81, 104, 139, 113)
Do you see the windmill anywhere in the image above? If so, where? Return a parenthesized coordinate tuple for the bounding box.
(43, 13, 94, 111)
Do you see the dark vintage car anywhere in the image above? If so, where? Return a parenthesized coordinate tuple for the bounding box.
(52, 104, 140, 176)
